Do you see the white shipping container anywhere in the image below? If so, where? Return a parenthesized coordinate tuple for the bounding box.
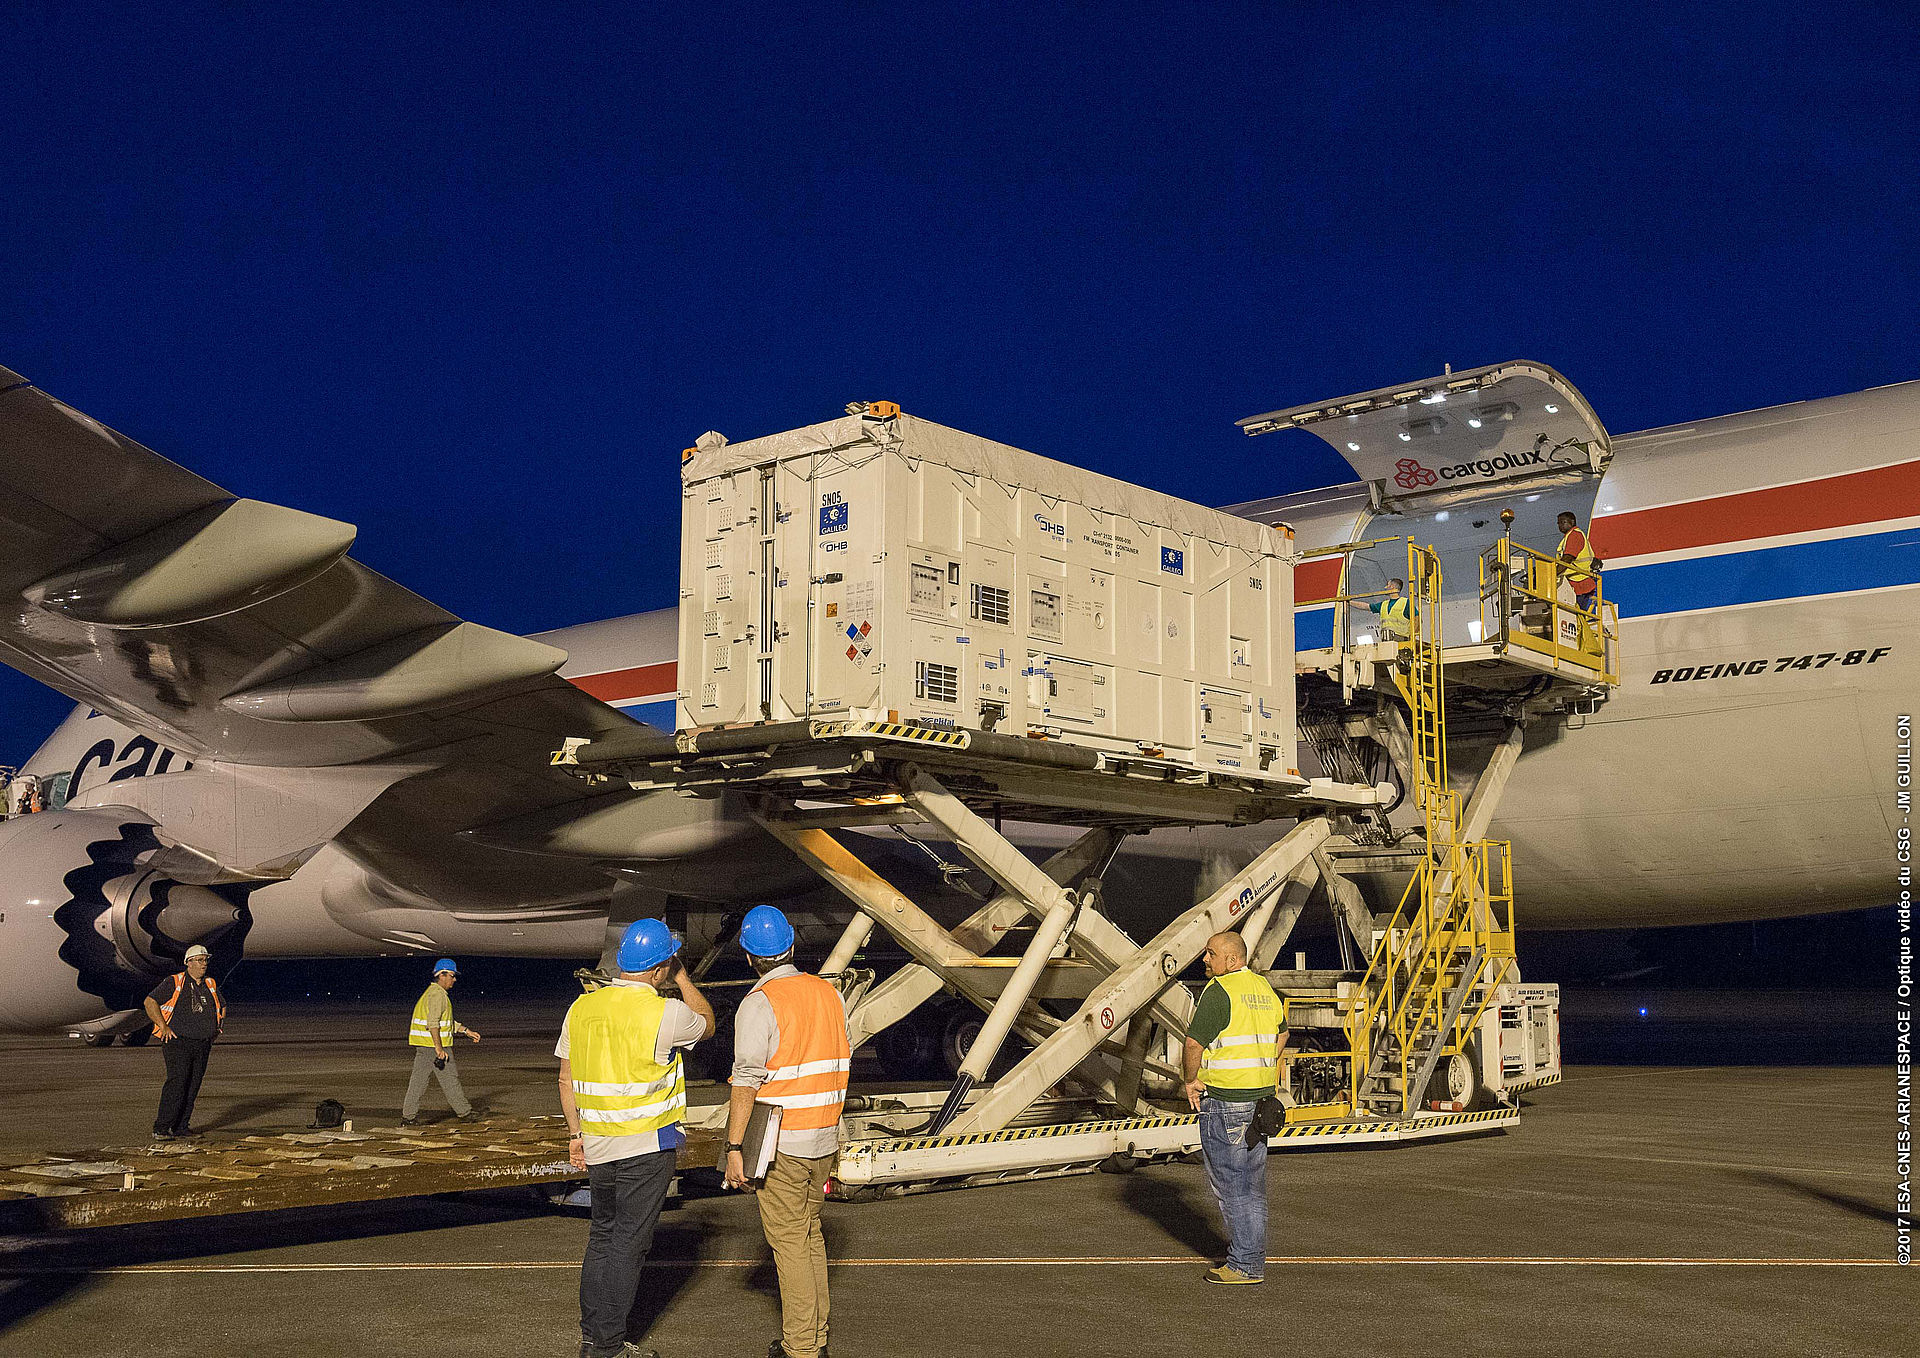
(678, 409, 1298, 775)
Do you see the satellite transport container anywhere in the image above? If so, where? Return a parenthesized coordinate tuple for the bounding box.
(677, 407, 1298, 775)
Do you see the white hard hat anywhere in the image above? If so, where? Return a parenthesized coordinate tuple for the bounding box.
(183, 944, 212, 961)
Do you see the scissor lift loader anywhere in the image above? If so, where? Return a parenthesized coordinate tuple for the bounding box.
(550, 403, 1580, 1199)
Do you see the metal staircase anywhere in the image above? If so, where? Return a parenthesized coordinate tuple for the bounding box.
(1345, 542, 1515, 1117)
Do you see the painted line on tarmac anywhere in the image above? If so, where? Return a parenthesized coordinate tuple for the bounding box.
(2, 1256, 1898, 1275)
(1562, 1067, 1722, 1084)
(1552, 1150, 1879, 1180)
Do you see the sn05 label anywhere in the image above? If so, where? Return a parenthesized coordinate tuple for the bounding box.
(1651, 647, 1891, 684)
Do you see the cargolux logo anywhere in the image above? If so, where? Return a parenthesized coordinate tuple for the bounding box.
(1393, 444, 1584, 491)
(1394, 458, 1438, 490)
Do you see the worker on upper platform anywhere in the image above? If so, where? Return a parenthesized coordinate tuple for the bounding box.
(1366, 576, 1411, 641)
(402, 958, 483, 1126)
(1555, 512, 1599, 610)
(1182, 931, 1288, 1286)
(558, 919, 715, 1358)
(143, 942, 225, 1141)
(725, 904, 852, 1358)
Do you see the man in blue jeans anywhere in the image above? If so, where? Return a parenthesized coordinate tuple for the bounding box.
(1182, 931, 1288, 1285)
(557, 921, 716, 1358)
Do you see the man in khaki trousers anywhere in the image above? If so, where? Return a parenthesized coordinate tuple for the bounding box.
(723, 906, 851, 1358)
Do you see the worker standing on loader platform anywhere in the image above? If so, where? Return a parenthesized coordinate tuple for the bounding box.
(1182, 932, 1288, 1286)
(724, 905, 852, 1358)
(1366, 576, 1411, 640)
(1555, 511, 1599, 609)
(143, 943, 225, 1141)
(402, 958, 483, 1126)
(558, 919, 715, 1358)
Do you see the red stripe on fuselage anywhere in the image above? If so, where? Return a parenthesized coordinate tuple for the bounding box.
(567, 660, 676, 704)
(572, 464, 1920, 676)
(1591, 459, 1920, 559)
(1294, 556, 1345, 604)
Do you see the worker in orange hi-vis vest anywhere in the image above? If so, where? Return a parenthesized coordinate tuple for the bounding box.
(141, 944, 226, 1141)
(724, 905, 851, 1358)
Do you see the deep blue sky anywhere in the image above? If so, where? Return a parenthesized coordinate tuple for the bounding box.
(3, 2, 1916, 760)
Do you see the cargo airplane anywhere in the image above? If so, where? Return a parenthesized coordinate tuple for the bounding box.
(0, 362, 1909, 1045)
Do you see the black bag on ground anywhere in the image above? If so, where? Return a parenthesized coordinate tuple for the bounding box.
(310, 1099, 346, 1129)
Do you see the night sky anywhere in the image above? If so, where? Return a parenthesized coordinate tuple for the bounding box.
(3, 2, 1915, 761)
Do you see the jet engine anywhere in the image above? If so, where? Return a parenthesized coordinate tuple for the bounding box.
(0, 807, 249, 1033)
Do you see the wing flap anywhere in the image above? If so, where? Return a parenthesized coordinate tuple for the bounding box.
(0, 367, 637, 768)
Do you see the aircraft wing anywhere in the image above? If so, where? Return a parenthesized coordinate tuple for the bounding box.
(0, 365, 668, 874)
(0, 364, 642, 766)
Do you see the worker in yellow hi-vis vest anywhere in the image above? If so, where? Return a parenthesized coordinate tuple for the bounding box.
(1365, 576, 1411, 641)
(402, 958, 483, 1126)
(557, 920, 715, 1358)
(1182, 931, 1288, 1286)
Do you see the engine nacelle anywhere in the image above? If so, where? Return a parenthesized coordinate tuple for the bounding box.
(0, 807, 249, 1032)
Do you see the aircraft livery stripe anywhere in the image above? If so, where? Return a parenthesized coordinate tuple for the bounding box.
(1295, 605, 1336, 649)
(564, 660, 676, 703)
(1592, 458, 1920, 560)
(1598, 522, 1920, 618)
(1293, 555, 1345, 604)
(563, 493, 1919, 699)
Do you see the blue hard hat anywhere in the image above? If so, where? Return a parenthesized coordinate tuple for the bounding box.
(433, 958, 458, 975)
(739, 905, 795, 958)
(616, 919, 681, 973)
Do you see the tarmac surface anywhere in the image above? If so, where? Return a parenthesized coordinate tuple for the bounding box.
(0, 995, 1905, 1358)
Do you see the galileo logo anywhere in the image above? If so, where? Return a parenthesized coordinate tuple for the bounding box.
(1160, 546, 1184, 575)
(1032, 513, 1066, 540)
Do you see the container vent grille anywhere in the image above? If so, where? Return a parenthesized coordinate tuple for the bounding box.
(971, 583, 1011, 626)
(916, 661, 959, 704)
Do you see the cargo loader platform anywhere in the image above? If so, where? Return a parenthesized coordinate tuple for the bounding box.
(554, 715, 1386, 828)
(827, 1098, 1521, 1201)
(556, 699, 1552, 1197)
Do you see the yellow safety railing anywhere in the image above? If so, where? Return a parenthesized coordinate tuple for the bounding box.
(1396, 541, 1449, 835)
(1478, 537, 1620, 683)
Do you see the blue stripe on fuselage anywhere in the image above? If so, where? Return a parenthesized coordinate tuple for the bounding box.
(612, 698, 677, 730)
(1596, 524, 1920, 618)
(1295, 605, 1335, 650)
(1291, 525, 1920, 646)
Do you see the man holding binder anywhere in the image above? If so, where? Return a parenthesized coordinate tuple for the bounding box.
(724, 905, 851, 1358)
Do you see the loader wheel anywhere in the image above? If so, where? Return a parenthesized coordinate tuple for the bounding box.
(875, 1016, 940, 1080)
(1425, 1037, 1491, 1112)
(940, 1012, 983, 1079)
